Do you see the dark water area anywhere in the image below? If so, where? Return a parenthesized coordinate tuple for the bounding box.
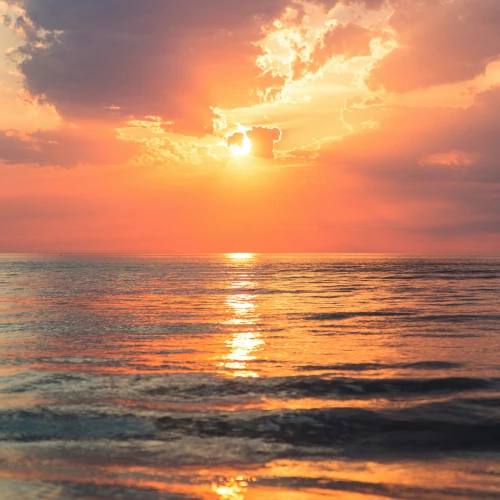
(0, 254, 499, 499)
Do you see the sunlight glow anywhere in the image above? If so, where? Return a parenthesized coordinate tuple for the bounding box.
(227, 253, 255, 260)
(230, 135, 252, 157)
(212, 477, 248, 500)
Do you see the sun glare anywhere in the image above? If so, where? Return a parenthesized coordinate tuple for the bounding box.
(230, 135, 252, 157)
(227, 253, 255, 260)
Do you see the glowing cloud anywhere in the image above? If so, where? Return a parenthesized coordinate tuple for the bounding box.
(246, 126, 282, 159)
(227, 132, 252, 157)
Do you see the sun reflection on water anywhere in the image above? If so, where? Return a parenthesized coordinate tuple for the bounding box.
(218, 256, 264, 378)
(225, 295, 256, 314)
(223, 332, 264, 377)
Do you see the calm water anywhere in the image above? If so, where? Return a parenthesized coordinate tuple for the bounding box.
(0, 254, 499, 500)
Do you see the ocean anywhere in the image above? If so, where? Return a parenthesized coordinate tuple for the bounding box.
(0, 254, 499, 499)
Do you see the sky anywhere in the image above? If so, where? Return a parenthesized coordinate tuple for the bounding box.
(0, 0, 499, 254)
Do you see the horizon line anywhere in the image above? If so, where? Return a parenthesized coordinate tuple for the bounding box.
(1, 251, 499, 257)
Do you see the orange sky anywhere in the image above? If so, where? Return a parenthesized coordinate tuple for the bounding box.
(1, 0, 500, 253)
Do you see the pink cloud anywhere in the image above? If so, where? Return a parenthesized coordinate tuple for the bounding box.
(292, 22, 374, 79)
(0, 127, 138, 167)
(312, 87, 500, 246)
(366, 0, 500, 92)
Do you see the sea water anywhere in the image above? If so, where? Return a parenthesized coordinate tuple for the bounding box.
(0, 254, 499, 499)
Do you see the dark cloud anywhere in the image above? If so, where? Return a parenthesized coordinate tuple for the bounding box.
(423, 219, 500, 238)
(366, 0, 500, 92)
(0, 127, 138, 167)
(5, 0, 293, 134)
(247, 126, 282, 158)
(227, 127, 282, 158)
(227, 132, 245, 148)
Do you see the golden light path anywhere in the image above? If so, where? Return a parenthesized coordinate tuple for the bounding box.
(219, 252, 263, 378)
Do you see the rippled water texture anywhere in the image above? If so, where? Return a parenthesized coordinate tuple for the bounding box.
(0, 254, 499, 499)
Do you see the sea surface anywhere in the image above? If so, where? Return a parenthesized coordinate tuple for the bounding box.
(0, 254, 499, 500)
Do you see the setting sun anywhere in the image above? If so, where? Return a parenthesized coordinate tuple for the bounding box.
(230, 135, 252, 157)
(227, 253, 255, 260)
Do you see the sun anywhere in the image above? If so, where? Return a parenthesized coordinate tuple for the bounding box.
(230, 135, 252, 157)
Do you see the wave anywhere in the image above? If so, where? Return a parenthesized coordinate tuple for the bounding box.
(0, 408, 155, 442)
(144, 375, 498, 400)
(298, 361, 464, 371)
(305, 311, 500, 322)
(2, 398, 498, 455)
(154, 400, 500, 453)
(5, 372, 497, 401)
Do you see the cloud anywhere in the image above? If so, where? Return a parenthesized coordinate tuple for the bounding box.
(313, 87, 500, 242)
(0, 127, 138, 167)
(292, 22, 374, 79)
(226, 127, 282, 158)
(329, 87, 500, 180)
(312, 0, 388, 11)
(366, 0, 500, 92)
(247, 126, 282, 158)
(227, 132, 245, 149)
(5, 0, 293, 134)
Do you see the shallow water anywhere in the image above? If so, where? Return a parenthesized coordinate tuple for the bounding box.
(0, 254, 499, 499)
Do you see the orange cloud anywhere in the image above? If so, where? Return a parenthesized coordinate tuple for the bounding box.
(227, 132, 245, 149)
(292, 22, 374, 79)
(0, 125, 138, 167)
(246, 126, 282, 159)
(366, 0, 500, 92)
